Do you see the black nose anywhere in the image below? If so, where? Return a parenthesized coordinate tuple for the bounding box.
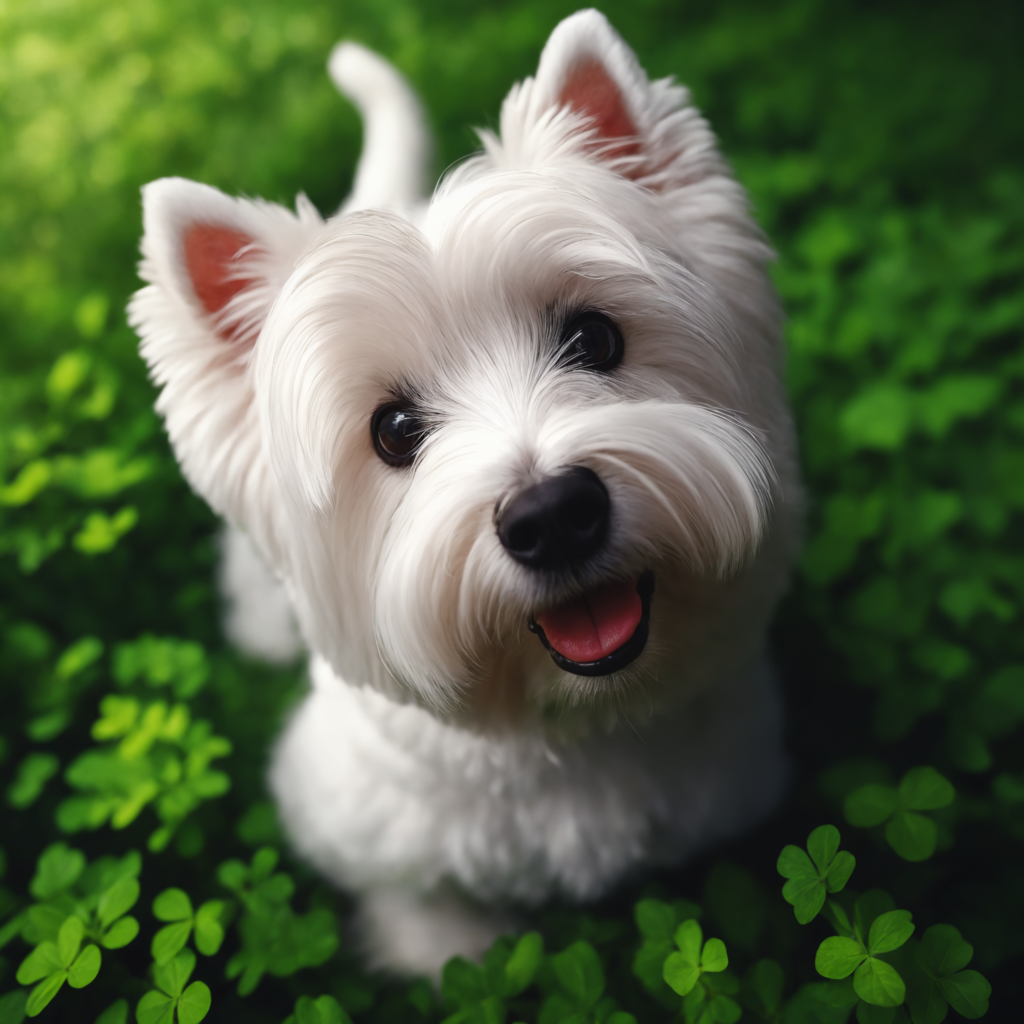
(497, 467, 610, 570)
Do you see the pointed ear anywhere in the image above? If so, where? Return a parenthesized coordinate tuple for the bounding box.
(129, 177, 322, 545)
(515, 10, 717, 189)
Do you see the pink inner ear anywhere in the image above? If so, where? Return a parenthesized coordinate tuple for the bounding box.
(558, 58, 642, 172)
(183, 224, 256, 341)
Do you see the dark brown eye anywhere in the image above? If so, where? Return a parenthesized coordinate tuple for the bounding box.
(371, 403, 425, 466)
(560, 312, 624, 372)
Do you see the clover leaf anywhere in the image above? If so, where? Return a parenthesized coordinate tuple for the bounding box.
(218, 849, 337, 996)
(844, 767, 954, 861)
(740, 959, 784, 1020)
(16, 915, 101, 1016)
(631, 898, 703, 1005)
(663, 920, 730, 998)
(815, 910, 914, 1007)
(441, 932, 543, 1023)
(284, 994, 352, 1024)
(136, 949, 211, 1024)
(29, 843, 85, 901)
(550, 940, 605, 1015)
(96, 876, 141, 949)
(56, 698, 230, 853)
(151, 889, 225, 964)
(6, 753, 60, 809)
(777, 825, 857, 923)
(904, 925, 991, 1022)
(534, 939, 636, 1024)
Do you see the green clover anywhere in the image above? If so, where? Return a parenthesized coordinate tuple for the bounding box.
(663, 920, 729, 998)
(437, 932, 543, 1023)
(151, 889, 225, 964)
(631, 898, 703, 1006)
(905, 925, 991, 1022)
(16, 915, 102, 1016)
(6, 753, 60, 809)
(218, 849, 338, 996)
(534, 938, 637, 1024)
(815, 909, 914, 1007)
(96, 876, 142, 949)
(12, 845, 140, 1016)
(844, 767, 954, 861)
(56, 698, 230, 853)
(136, 949, 212, 1024)
(777, 825, 856, 923)
(284, 994, 352, 1024)
(740, 959, 784, 1021)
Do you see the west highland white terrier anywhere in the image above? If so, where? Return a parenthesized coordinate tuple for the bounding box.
(130, 9, 802, 976)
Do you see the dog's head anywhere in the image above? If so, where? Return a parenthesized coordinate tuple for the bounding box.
(131, 11, 799, 727)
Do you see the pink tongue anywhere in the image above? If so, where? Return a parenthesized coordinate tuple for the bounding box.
(537, 578, 642, 663)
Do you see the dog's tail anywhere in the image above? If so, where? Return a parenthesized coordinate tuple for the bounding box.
(329, 42, 432, 213)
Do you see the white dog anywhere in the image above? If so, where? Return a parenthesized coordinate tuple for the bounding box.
(130, 10, 801, 976)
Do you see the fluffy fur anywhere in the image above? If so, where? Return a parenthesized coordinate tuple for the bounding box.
(130, 10, 802, 976)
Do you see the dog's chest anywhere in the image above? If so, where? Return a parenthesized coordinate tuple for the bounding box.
(269, 656, 786, 904)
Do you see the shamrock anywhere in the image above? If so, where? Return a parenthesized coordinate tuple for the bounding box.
(151, 889, 225, 964)
(844, 767, 954, 861)
(15, 915, 101, 1016)
(136, 948, 212, 1024)
(904, 925, 991, 1022)
(815, 907, 914, 1007)
(12, 844, 140, 1015)
(631, 898, 703, 1006)
(536, 939, 637, 1024)
(740, 959, 784, 1022)
(441, 931, 543, 1023)
(777, 825, 856, 924)
(284, 994, 352, 1024)
(218, 848, 338, 996)
(662, 920, 740, 1024)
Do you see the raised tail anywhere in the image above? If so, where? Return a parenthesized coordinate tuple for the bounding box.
(329, 42, 432, 213)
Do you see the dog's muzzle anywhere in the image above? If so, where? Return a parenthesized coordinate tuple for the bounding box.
(528, 572, 655, 676)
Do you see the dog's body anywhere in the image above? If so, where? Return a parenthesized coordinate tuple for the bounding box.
(131, 11, 801, 975)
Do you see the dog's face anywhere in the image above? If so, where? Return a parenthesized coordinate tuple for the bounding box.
(131, 12, 799, 728)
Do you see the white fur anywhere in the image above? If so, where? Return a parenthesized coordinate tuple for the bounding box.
(218, 526, 302, 665)
(130, 10, 802, 977)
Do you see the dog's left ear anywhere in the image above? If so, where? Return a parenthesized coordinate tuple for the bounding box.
(130, 177, 323, 551)
(509, 9, 715, 190)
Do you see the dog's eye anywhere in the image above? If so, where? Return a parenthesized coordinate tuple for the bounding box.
(560, 312, 624, 372)
(372, 403, 426, 467)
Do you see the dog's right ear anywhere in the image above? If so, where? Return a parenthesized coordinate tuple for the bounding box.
(495, 10, 722, 194)
(129, 177, 323, 544)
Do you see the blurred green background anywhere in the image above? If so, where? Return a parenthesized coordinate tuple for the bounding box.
(1, 0, 1022, 1021)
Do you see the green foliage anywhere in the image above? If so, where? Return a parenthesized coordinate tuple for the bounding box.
(440, 931, 543, 1022)
(217, 848, 338, 996)
(10, 844, 140, 1016)
(778, 826, 856, 923)
(844, 768, 955, 861)
(661, 920, 740, 1024)
(537, 940, 635, 1024)
(151, 889, 225, 963)
(903, 927, 991, 1023)
(0, 0, 1020, 1021)
(57, 693, 232, 852)
(284, 994, 353, 1024)
(632, 898, 703, 1006)
(136, 949, 212, 1024)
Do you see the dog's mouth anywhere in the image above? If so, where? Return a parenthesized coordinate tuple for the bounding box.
(528, 572, 654, 677)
